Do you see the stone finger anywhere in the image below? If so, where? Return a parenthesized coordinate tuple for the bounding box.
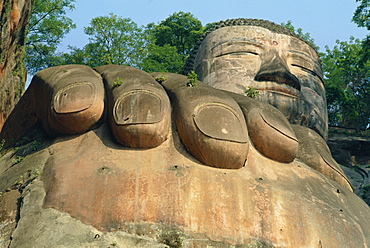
(34, 65, 105, 136)
(225, 91, 298, 163)
(156, 72, 249, 169)
(96, 65, 170, 148)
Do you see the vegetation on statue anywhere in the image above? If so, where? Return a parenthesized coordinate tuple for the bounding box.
(186, 71, 198, 87)
(0, 140, 5, 153)
(245, 87, 260, 98)
(155, 72, 168, 83)
(112, 77, 124, 89)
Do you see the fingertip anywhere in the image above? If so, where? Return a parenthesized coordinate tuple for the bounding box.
(37, 65, 105, 136)
(246, 106, 298, 163)
(98, 65, 171, 148)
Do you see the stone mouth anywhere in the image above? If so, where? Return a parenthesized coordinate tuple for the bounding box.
(256, 83, 302, 98)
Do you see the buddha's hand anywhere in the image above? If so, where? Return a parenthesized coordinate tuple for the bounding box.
(1, 65, 297, 170)
(156, 72, 352, 192)
(1, 64, 352, 190)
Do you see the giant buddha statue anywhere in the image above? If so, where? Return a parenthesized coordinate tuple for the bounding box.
(1, 19, 370, 247)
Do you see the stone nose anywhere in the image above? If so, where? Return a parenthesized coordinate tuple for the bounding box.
(254, 52, 301, 91)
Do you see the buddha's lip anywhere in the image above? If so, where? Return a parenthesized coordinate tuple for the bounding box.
(256, 85, 302, 98)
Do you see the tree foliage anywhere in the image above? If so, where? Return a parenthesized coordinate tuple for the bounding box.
(152, 11, 203, 55)
(353, 0, 370, 29)
(61, 13, 147, 68)
(141, 12, 204, 73)
(322, 37, 370, 129)
(53, 12, 204, 73)
(140, 44, 185, 73)
(26, 0, 76, 74)
(353, 0, 370, 65)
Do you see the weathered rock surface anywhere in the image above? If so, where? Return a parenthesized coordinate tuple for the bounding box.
(328, 132, 370, 205)
(0, 0, 34, 131)
(1, 124, 370, 247)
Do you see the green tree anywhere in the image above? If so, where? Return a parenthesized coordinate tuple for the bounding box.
(55, 11, 205, 74)
(26, 0, 76, 74)
(141, 12, 204, 73)
(153, 11, 204, 55)
(60, 13, 147, 68)
(321, 37, 370, 129)
(353, 0, 370, 64)
(140, 44, 185, 73)
(353, 0, 370, 30)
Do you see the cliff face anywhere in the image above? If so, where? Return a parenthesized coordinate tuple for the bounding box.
(0, 0, 34, 131)
(328, 131, 370, 205)
(1, 124, 370, 248)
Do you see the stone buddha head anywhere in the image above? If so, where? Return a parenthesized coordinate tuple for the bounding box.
(184, 19, 328, 139)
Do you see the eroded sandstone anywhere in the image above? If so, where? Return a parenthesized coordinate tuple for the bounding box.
(1, 124, 369, 247)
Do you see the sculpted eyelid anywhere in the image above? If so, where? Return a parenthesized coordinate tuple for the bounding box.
(292, 64, 317, 75)
(212, 42, 261, 57)
(288, 51, 323, 79)
(288, 50, 319, 66)
(292, 64, 324, 85)
(215, 51, 259, 58)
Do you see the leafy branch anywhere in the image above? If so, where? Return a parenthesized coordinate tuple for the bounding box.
(186, 71, 198, 87)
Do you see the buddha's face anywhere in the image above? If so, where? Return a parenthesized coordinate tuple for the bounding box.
(194, 26, 328, 138)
